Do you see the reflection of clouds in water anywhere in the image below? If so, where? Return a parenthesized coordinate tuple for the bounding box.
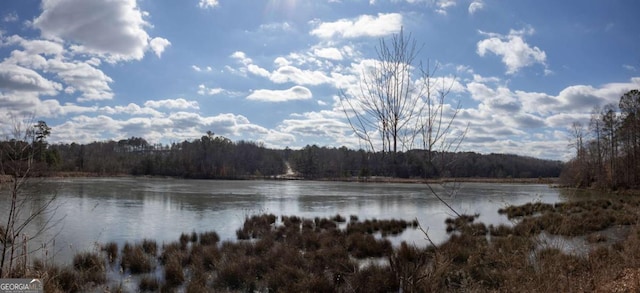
(4, 178, 571, 265)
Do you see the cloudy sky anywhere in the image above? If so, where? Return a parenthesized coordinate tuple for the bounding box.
(1, 0, 639, 161)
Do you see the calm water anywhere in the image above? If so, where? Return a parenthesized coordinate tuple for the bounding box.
(1, 177, 592, 264)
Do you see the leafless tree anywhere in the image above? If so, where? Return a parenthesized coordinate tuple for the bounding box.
(340, 27, 467, 166)
(0, 115, 60, 277)
(340, 29, 469, 219)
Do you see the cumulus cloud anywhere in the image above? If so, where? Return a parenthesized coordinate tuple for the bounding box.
(248, 64, 271, 78)
(144, 98, 199, 110)
(3, 35, 115, 102)
(229, 51, 272, 77)
(468, 0, 484, 14)
(100, 103, 163, 117)
(310, 13, 402, 39)
(149, 37, 171, 58)
(5, 35, 64, 56)
(0, 63, 62, 94)
(476, 28, 547, 74)
(46, 58, 114, 102)
(247, 86, 312, 102)
(270, 65, 332, 85)
(33, 0, 168, 62)
(313, 47, 343, 60)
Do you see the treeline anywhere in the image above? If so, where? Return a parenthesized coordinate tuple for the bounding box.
(289, 145, 562, 179)
(561, 89, 640, 189)
(1, 129, 563, 180)
(46, 133, 286, 178)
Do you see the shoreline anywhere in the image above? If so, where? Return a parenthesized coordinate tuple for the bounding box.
(14, 171, 560, 185)
(38, 172, 558, 184)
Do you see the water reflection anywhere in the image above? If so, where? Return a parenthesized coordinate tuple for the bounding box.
(0, 177, 601, 265)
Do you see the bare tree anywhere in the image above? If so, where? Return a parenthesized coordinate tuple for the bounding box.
(0, 116, 60, 277)
(340, 29, 468, 220)
(340, 28, 467, 171)
(340, 27, 426, 155)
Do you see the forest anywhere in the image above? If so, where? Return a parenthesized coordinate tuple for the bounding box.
(1, 127, 562, 180)
(561, 89, 640, 189)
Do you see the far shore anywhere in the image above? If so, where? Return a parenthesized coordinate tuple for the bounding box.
(1, 171, 559, 185)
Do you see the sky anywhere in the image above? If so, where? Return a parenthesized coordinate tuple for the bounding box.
(0, 0, 639, 161)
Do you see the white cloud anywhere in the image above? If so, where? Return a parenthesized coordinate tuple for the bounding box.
(198, 84, 225, 96)
(33, 0, 168, 62)
(467, 81, 521, 113)
(274, 57, 291, 67)
(198, 0, 219, 9)
(3, 12, 18, 23)
(192, 65, 213, 72)
(313, 47, 343, 60)
(149, 37, 171, 58)
(468, 0, 484, 15)
(310, 13, 402, 39)
(100, 103, 163, 117)
(144, 98, 199, 110)
(476, 28, 547, 74)
(231, 51, 251, 64)
(3, 35, 115, 102)
(248, 64, 271, 78)
(259, 22, 293, 32)
(247, 86, 313, 102)
(46, 58, 114, 102)
(270, 65, 332, 86)
(435, 0, 456, 15)
(0, 63, 62, 94)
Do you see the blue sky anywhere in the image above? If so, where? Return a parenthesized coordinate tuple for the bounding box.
(1, 0, 639, 161)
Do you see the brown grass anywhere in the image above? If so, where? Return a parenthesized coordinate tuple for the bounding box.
(72, 251, 106, 285)
(139, 276, 160, 292)
(121, 242, 154, 274)
(101, 241, 118, 263)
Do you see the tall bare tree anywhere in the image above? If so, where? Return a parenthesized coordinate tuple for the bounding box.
(340, 27, 467, 174)
(340, 27, 425, 155)
(340, 28, 468, 225)
(0, 116, 59, 277)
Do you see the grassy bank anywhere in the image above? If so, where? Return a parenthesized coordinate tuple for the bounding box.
(12, 198, 640, 292)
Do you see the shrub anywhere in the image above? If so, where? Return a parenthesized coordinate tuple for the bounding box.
(141, 238, 158, 255)
(121, 242, 154, 274)
(163, 254, 185, 287)
(331, 214, 346, 223)
(199, 231, 220, 245)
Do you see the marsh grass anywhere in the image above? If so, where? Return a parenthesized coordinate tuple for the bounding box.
(199, 231, 220, 246)
(16, 197, 640, 292)
(138, 276, 160, 292)
(72, 251, 106, 285)
(101, 241, 118, 263)
(121, 242, 154, 274)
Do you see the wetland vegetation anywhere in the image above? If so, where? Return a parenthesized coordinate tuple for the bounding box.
(15, 198, 640, 292)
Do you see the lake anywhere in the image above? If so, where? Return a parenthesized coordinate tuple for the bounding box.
(1, 177, 590, 264)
